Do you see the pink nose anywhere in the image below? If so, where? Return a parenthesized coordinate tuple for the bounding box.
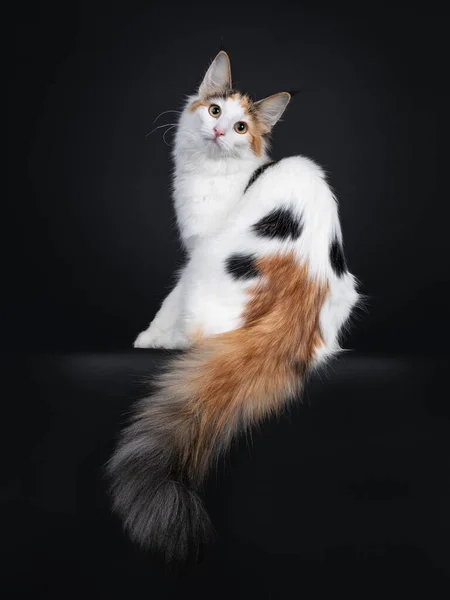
(214, 127, 225, 138)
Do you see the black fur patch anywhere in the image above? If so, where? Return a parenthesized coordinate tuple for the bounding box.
(244, 161, 278, 194)
(329, 238, 348, 276)
(252, 208, 302, 240)
(226, 253, 259, 280)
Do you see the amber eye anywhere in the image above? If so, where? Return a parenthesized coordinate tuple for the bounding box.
(234, 121, 248, 134)
(208, 104, 221, 117)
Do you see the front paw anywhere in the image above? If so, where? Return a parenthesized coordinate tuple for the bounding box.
(133, 328, 189, 350)
(134, 331, 156, 348)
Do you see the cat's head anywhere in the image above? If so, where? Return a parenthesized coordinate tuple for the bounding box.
(177, 51, 291, 159)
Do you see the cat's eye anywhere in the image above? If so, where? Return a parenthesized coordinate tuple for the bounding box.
(209, 104, 221, 118)
(234, 121, 248, 134)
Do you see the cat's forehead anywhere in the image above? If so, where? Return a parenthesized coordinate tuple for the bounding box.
(190, 91, 254, 119)
(212, 93, 252, 117)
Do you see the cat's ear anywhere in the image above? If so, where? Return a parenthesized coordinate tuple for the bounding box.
(254, 92, 291, 130)
(198, 51, 232, 97)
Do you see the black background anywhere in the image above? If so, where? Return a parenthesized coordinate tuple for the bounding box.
(5, 1, 450, 598)
(7, 0, 450, 353)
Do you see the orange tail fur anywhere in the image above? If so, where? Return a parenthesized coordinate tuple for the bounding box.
(108, 253, 328, 561)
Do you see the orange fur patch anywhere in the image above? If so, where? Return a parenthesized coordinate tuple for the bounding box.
(189, 99, 208, 113)
(249, 131, 263, 156)
(238, 94, 267, 156)
(178, 253, 328, 478)
(239, 94, 253, 113)
(139, 253, 329, 487)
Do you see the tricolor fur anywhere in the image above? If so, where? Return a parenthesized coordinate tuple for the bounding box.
(109, 51, 359, 561)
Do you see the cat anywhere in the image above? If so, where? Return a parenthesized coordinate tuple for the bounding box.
(134, 50, 289, 349)
(108, 51, 359, 561)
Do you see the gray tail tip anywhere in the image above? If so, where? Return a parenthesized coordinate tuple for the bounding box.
(110, 477, 215, 563)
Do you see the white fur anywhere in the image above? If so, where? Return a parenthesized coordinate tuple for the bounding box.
(135, 54, 358, 362)
(134, 279, 190, 349)
(172, 95, 267, 246)
(179, 156, 358, 363)
(136, 82, 268, 343)
(198, 50, 231, 97)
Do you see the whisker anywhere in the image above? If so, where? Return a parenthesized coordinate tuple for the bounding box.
(145, 123, 177, 138)
(162, 125, 176, 147)
(153, 110, 182, 123)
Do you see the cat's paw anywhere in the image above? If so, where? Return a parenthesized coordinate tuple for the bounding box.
(133, 331, 154, 348)
(133, 328, 189, 350)
(133, 329, 165, 348)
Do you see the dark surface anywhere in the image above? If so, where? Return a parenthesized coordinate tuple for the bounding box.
(2, 352, 449, 598)
(6, 0, 450, 353)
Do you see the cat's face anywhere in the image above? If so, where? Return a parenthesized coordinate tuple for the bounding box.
(189, 92, 266, 158)
(179, 52, 291, 159)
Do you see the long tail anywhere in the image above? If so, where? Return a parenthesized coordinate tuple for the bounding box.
(107, 254, 329, 561)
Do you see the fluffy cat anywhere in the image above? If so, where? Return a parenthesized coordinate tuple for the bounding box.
(108, 51, 359, 561)
(134, 51, 288, 349)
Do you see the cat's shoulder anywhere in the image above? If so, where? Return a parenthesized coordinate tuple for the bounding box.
(245, 155, 328, 195)
(271, 155, 327, 180)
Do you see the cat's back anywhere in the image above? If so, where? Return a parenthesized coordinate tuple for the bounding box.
(244, 155, 331, 201)
(233, 155, 339, 236)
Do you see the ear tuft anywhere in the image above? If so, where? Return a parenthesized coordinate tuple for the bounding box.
(198, 51, 232, 97)
(254, 92, 291, 130)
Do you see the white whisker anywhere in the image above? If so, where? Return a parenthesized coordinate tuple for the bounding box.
(162, 125, 176, 147)
(153, 110, 182, 123)
(145, 123, 177, 138)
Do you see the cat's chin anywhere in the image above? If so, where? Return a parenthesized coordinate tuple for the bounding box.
(203, 138, 239, 159)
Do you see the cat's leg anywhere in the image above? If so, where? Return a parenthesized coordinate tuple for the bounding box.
(133, 278, 189, 349)
(181, 252, 247, 344)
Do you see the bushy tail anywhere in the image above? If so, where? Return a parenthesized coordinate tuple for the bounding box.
(107, 254, 329, 561)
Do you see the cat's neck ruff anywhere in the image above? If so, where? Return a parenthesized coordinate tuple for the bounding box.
(173, 140, 268, 177)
